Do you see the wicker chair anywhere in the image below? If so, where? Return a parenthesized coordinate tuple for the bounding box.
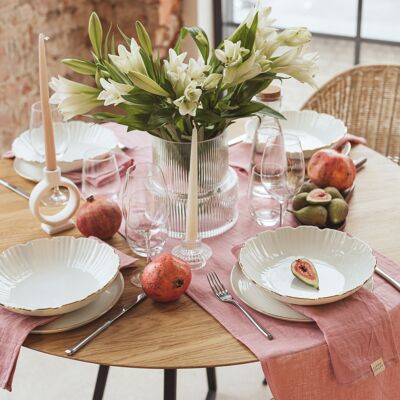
(302, 64, 400, 163)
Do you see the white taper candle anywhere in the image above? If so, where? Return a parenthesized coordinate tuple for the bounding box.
(185, 126, 198, 242)
(38, 33, 57, 171)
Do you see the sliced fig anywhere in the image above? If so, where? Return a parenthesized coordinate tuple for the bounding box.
(306, 188, 332, 205)
(291, 258, 319, 289)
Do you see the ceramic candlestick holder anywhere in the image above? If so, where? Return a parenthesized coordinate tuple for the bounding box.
(172, 239, 212, 270)
(29, 167, 80, 234)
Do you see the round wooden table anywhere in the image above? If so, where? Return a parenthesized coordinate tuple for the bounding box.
(1, 144, 400, 399)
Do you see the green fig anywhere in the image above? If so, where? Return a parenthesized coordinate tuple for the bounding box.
(291, 258, 319, 289)
(306, 188, 332, 205)
(291, 205, 328, 227)
(292, 192, 309, 211)
(299, 182, 318, 193)
(328, 198, 349, 225)
(324, 186, 344, 200)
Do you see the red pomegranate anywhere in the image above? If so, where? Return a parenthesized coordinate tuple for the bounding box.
(76, 196, 122, 239)
(307, 149, 356, 191)
(141, 253, 192, 302)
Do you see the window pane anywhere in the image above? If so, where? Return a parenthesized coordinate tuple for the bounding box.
(362, 0, 400, 42)
(224, 0, 358, 37)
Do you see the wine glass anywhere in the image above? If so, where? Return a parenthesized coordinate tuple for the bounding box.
(122, 163, 169, 287)
(247, 165, 280, 227)
(260, 133, 305, 227)
(82, 151, 121, 202)
(29, 101, 70, 206)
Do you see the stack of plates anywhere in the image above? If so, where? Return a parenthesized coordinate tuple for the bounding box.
(12, 121, 118, 182)
(232, 226, 376, 322)
(0, 236, 124, 334)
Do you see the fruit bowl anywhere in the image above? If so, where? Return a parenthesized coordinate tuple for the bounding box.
(289, 183, 352, 230)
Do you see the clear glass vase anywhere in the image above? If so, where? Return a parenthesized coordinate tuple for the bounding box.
(152, 131, 239, 238)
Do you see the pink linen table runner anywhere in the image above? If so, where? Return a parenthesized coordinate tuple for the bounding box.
(115, 125, 399, 400)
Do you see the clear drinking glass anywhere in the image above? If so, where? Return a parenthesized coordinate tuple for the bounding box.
(82, 151, 121, 202)
(122, 163, 169, 287)
(29, 101, 70, 206)
(248, 165, 280, 227)
(260, 134, 305, 227)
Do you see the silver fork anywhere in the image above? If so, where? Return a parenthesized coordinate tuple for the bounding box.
(207, 271, 274, 340)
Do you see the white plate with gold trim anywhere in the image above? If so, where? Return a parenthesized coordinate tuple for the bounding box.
(231, 263, 374, 322)
(239, 226, 376, 306)
(32, 273, 124, 334)
(0, 237, 120, 316)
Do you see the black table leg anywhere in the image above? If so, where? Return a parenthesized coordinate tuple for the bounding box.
(92, 365, 110, 400)
(164, 369, 177, 400)
(206, 367, 217, 399)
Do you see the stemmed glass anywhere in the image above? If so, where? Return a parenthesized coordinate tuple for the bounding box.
(122, 163, 169, 287)
(260, 133, 305, 227)
(29, 101, 70, 206)
(82, 151, 121, 202)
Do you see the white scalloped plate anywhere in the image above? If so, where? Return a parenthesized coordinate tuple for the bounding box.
(0, 237, 120, 316)
(280, 110, 346, 158)
(12, 121, 118, 172)
(239, 226, 376, 306)
(231, 262, 374, 322)
(32, 273, 124, 334)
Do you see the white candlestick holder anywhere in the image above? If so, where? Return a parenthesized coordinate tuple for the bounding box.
(29, 167, 80, 234)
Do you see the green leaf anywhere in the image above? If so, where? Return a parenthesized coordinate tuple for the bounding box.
(110, 33, 116, 55)
(222, 101, 284, 119)
(129, 71, 170, 97)
(103, 59, 131, 84)
(228, 22, 249, 44)
(87, 112, 125, 122)
(186, 27, 210, 63)
(104, 24, 113, 61)
(174, 27, 189, 53)
(62, 58, 97, 75)
(242, 12, 258, 51)
(136, 21, 152, 56)
(139, 48, 156, 80)
(195, 109, 222, 124)
(88, 12, 103, 59)
(147, 108, 174, 129)
(118, 26, 131, 46)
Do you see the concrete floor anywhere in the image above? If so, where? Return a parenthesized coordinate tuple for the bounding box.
(3, 37, 400, 400)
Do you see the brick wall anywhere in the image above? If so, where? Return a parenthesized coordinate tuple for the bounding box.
(0, 0, 182, 153)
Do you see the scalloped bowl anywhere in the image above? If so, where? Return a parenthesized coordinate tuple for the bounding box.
(280, 110, 347, 158)
(12, 121, 118, 173)
(239, 226, 376, 305)
(0, 237, 120, 316)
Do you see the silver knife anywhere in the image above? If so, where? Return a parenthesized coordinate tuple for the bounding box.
(375, 267, 400, 292)
(0, 178, 30, 200)
(65, 292, 147, 356)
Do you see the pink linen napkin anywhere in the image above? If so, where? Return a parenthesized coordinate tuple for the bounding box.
(64, 151, 134, 185)
(0, 241, 137, 392)
(290, 288, 399, 384)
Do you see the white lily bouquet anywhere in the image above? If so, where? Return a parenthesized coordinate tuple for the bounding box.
(50, 6, 318, 142)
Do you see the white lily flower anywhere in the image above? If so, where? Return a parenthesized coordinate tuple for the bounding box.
(164, 49, 188, 75)
(109, 39, 147, 75)
(215, 40, 249, 67)
(270, 47, 319, 88)
(203, 73, 222, 90)
(186, 58, 210, 82)
(278, 27, 311, 47)
(222, 51, 263, 87)
(173, 81, 202, 116)
(49, 76, 101, 120)
(97, 78, 133, 106)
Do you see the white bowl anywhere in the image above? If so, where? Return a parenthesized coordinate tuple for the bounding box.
(0, 237, 120, 316)
(239, 226, 376, 305)
(280, 110, 347, 158)
(12, 121, 118, 172)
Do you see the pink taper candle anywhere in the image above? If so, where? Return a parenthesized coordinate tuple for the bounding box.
(38, 33, 57, 171)
(185, 127, 198, 242)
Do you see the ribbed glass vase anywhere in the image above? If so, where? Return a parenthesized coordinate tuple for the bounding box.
(152, 131, 239, 239)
